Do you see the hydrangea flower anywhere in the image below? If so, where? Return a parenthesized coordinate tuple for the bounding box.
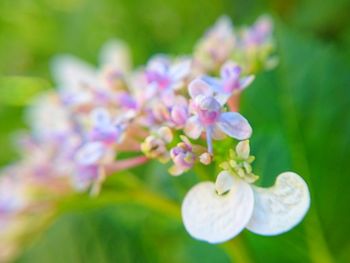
(73, 141, 112, 191)
(51, 39, 132, 108)
(169, 136, 208, 176)
(203, 61, 255, 104)
(237, 16, 278, 72)
(0, 15, 296, 256)
(170, 104, 189, 127)
(144, 56, 191, 106)
(181, 141, 310, 243)
(141, 127, 173, 163)
(0, 175, 27, 216)
(146, 56, 190, 91)
(185, 78, 252, 153)
(194, 16, 236, 73)
(26, 92, 72, 141)
(88, 107, 125, 145)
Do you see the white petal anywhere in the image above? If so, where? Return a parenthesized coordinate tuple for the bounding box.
(240, 75, 255, 89)
(184, 116, 203, 139)
(99, 39, 131, 73)
(75, 142, 106, 165)
(214, 92, 231, 106)
(91, 107, 111, 127)
(215, 171, 234, 195)
(246, 172, 310, 235)
(182, 175, 254, 244)
(51, 55, 97, 91)
(169, 59, 191, 81)
(201, 76, 222, 93)
(188, 78, 213, 99)
(217, 112, 252, 140)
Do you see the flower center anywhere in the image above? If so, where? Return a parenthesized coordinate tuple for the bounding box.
(196, 96, 221, 125)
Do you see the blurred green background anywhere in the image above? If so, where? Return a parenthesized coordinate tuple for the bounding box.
(1, 0, 350, 262)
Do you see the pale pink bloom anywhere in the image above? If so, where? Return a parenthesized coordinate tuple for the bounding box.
(203, 61, 255, 104)
(185, 78, 252, 153)
(88, 107, 125, 145)
(145, 56, 191, 92)
(193, 16, 236, 72)
(169, 136, 196, 176)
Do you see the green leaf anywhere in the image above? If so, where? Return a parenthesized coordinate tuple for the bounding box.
(0, 77, 50, 106)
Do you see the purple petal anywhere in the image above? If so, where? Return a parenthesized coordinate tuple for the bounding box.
(220, 62, 241, 80)
(217, 112, 252, 140)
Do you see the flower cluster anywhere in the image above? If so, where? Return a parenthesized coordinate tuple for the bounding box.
(0, 15, 309, 259)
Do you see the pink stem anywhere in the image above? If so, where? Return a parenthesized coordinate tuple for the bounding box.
(115, 139, 141, 152)
(228, 94, 240, 112)
(105, 156, 149, 175)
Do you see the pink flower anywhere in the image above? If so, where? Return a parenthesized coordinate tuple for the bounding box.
(169, 136, 209, 176)
(194, 16, 236, 72)
(73, 141, 111, 191)
(170, 105, 189, 127)
(169, 136, 196, 176)
(241, 16, 273, 48)
(145, 56, 190, 91)
(185, 78, 252, 153)
(88, 107, 124, 145)
(144, 56, 191, 108)
(203, 61, 254, 103)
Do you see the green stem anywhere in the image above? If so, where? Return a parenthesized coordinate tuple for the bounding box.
(56, 182, 255, 263)
(57, 189, 181, 220)
(220, 236, 254, 263)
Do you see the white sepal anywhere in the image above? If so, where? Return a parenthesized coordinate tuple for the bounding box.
(182, 175, 254, 244)
(246, 172, 310, 235)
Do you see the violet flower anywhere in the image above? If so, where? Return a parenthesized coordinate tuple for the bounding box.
(194, 16, 236, 73)
(203, 61, 255, 104)
(88, 107, 125, 145)
(169, 136, 207, 176)
(73, 141, 111, 191)
(185, 78, 252, 153)
(144, 56, 191, 106)
(145, 56, 191, 91)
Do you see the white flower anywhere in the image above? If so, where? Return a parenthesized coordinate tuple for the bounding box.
(51, 39, 131, 107)
(181, 170, 310, 243)
(26, 92, 72, 140)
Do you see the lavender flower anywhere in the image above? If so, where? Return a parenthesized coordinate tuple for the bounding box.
(145, 56, 191, 91)
(185, 78, 252, 153)
(194, 16, 236, 73)
(169, 136, 207, 176)
(88, 107, 124, 145)
(203, 61, 255, 104)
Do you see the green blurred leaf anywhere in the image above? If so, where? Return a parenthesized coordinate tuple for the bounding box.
(0, 77, 50, 106)
(241, 22, 350, 263)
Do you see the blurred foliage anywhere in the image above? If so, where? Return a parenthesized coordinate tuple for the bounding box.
(0, 0, 350, 262)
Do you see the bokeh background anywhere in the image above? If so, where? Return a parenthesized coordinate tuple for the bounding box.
(1, 0, 350, 262)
